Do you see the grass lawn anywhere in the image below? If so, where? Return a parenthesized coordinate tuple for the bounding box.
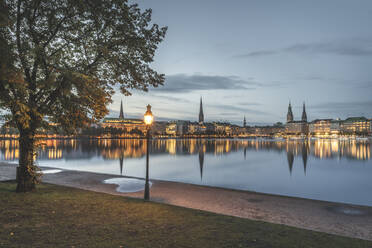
(0, 181, 371, 248)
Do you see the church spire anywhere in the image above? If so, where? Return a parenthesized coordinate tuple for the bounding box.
(301, 102, 307, 122)
(243, 116, 246, 127)
(287, 101, 293, 123)
(199, 97, 204, 123)
(119, 100, 124, 119)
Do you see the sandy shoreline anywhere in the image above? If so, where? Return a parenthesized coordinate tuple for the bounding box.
(1, 162, 372, 241)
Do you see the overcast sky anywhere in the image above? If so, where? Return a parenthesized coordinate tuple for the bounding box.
(109, 0, 372, 125)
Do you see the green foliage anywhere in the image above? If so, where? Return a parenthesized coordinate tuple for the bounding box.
(0, 0, 167, 134)
(0, 0, 9, 27)
(0, 0, 166, 190)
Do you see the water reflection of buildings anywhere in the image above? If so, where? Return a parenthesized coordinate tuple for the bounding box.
(99, 139, 146, 159)
(302, 143, 308, 174)
(0, 138, 370, 164)
(198, 142, 205, 180)
(287, 149, 294, 174)
(0, 139, 19, 161)
(286, 141, 309, 175)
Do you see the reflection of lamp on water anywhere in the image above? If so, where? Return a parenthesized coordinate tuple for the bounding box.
(119, 156, 124, 175)
(144, 104, 153, 201)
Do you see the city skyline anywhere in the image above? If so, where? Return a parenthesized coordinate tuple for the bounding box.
(107, 0, 372, 125)
(107, 97, 371, 126)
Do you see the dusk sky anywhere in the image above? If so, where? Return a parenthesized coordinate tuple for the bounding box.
(109, 0, 372, 125)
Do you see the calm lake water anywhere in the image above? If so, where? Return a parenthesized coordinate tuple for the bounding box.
(1, 138, 372, 206)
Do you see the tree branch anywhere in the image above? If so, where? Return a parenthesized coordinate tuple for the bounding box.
(16, 0, 31, 83)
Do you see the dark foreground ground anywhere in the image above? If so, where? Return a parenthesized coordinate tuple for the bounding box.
(1, 181, 371, 248)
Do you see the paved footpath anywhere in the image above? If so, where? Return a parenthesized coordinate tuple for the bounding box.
(1, 162, 372, 241)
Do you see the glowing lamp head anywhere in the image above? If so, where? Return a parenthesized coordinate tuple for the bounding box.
(144, 104, 153, 125)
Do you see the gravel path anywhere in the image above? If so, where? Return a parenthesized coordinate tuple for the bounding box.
(2, 162, 372, 241)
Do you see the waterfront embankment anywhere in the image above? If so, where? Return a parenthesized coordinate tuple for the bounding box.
(1, 162, 372, 241)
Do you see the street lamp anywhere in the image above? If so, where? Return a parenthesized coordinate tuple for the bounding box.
(144, 104, 153, 200)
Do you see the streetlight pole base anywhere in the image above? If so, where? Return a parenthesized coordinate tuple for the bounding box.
(144, 182, 150, 201)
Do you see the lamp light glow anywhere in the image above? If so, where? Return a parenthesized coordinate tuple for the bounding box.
(144, 115, 153, 125)
(144, 104, 153, 125)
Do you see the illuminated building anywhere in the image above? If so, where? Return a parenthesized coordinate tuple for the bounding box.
(230, 124, 247, 136)
(251, 125, 285, 136)
(330, 120, 342, 135)
(151, 121, 168, 135)
(166, 119, 219, 136)
(188, 123, 199, 134)
(101, 100, 147, 133)
(198, 124, 207, 133)
(165, 121, 192, 136)
(309, 119, 333, 136)
(101, 118, 147, 133)
(341, 117, 370, 135)
(165, 122, 177, 136)
(285, 102, 308, 135)
(308, 119, 342, 137)
(175, 121, 190, 135)
(213, 122, 231, 135)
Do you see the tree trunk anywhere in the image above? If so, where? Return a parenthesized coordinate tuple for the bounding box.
(16, 130, 38, 192)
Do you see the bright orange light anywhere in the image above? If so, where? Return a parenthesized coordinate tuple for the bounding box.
(144, 104, 153, 125)
(144, 114, 153, 125)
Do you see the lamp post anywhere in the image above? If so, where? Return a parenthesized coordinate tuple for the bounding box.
(143, 104, 153, 201)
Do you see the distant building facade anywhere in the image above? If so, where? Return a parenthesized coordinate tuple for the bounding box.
(152, 121, 168, 135)
(165, 122, 177, 136)
(165, 121, 190, 136)
(100, 98, 371, 137)
(285, 102, 308, 135)
(101, 100, 146, 134)
(188, 122, 200, 134)
(341, 117, 370, 135)
(309, 117, 371, 136)
(309, 119, 335, 136)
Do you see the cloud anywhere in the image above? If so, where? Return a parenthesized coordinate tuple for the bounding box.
(355, 81, 372, 89)
(235, 101, 262, 106)
(107, 109, 120, 118)
(150, 95, 191, 103)
(210, 104, 269, 116)
(232, 50, 278, 58)
(293, 75, 325, 81)
(310, 100, 372, 118)
(107, 109, 144, 119)
(234, 39, 372, 58)
(311, 100, 372, 110)
(152, 74, 259, 93)
(284, 42, 372, 56)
